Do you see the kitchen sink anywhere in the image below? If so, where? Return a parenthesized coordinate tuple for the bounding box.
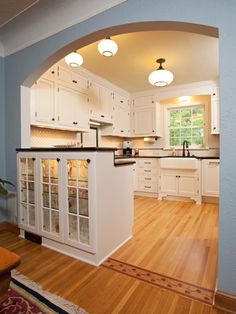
(159, 157, 198, 170)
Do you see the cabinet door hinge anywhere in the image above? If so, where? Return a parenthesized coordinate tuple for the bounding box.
(35, 112, 37, 117)
(58, 116, 60, 121)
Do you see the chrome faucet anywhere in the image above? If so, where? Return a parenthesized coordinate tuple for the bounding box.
(182, 140, 190, 157)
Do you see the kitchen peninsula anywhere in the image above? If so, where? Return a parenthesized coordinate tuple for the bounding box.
(16, 147, 135, 265)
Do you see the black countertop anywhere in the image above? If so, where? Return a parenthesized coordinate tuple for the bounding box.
(115, 155, 220, 160)
(16, 147, 117, 152)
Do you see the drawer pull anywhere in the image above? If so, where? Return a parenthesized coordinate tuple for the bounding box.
(144, 170, 151, 172)
(144, 178, 152, 180)
(144, 162, 151, 164)
(145, 186, 151, 188)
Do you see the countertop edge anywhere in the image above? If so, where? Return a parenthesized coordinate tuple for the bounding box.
(16, 147, 117, 152)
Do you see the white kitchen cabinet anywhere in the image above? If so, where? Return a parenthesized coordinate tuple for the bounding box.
(58, 65, 88, 92)
(57, 84, 90, 131)
(131, 95, 163, 137)
(101, 92, 130, 137)
(18, 156, 38, 233)
(211, 86, 220, 134)
(17, 150, 134, 266)
(39, 157, 63, 242)
(135, 158, 158, 195)
(202, 159, 220, 196)
(159, 158, 201, 204)
(31, 78, 56, 126)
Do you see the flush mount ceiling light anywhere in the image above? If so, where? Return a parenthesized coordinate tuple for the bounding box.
(98, 37, 118, 57)
(65, 51, 83, 67)
(148, 58, 174, 87)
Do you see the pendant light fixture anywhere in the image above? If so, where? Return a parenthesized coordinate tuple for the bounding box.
(98, 37, 118, 57)
(148, 58, 174, 87)
(65, 51, 83, 67)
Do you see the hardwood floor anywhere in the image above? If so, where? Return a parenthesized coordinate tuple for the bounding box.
(112, 196, 218, 290)
(0, 197, 221, 313)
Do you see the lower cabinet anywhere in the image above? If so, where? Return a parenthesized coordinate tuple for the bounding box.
(17, 150, 134, 266)
(134, 158, 158, 196)
(202, 159, 220, 196)
(18, 152, 95, 254)
(159, 162, 201, 204)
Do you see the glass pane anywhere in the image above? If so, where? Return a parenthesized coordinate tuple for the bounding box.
(50, 160, 58, 184)
(79, 198, 88, 217)
(51, 193, 58, 210)
(180, 129, 191, 137)
(67, 160, 77, 186)
(170, 137, 180, 146)
(43, 208, 50, 232)
(29, 205, 35, 226)
(192, 136, 204, 146)
(51, 211, 59, 234)
(51, 185, 58, 194)
(20, 158, 27, 180)
(68, 187, 77, 198)
(68, 196, 77, 214)
(42, 184, 50, 208)
(78, 160, 88, 183)
(20, 184, 27, 203)
(20, 203, 27, 225)
(28, 159, 34, 181)
(170, 129, 180, 138)
(79, 217, 89, 244)
(42, 160, 49, 182)
(69, 215, 78, 241)
(170, 110, 181, 127)
(181, 118, 191, 127)
(28, 182, 35, 204)
(181, 108, 191, 118)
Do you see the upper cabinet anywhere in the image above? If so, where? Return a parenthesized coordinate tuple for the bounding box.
(31, 67, 90, 132)
(88, 81, 113, 124)
(131, 95, 163, 137)
(58, 65, 88, 92)
(211, 86, 220, 134)
(31, 77, 56, 126)
(100, 92, 130, 137)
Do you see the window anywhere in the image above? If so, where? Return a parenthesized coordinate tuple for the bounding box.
(168, 105, 205, 147)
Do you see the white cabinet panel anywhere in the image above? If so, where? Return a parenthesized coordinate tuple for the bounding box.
(160, 174, 178, 195)
(132, 95, 163, 137)
(211, 86, 220, 134)
(178, 175, 198, 196)
(202, 159, 220, 196)
(57, 85, 89, 131)
(32, 78, 55, 126)
(135, 158, 158, 195)
(58, 65, 88, 92)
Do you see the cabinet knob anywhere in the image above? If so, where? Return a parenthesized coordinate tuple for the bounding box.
(51, 71, 55, 74)
(213, 127, 216, 130)
(52, 118, 55, 121)
(32, 158, 36, 161)
(56, 158, 60, 162)
(120, 130, 124, 132)
(101, 115, 105, 118)
(152, 130, 155, 132)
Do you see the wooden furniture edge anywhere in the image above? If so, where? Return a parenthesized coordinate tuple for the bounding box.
(214, 289, 236, 313)
(0, 222, 20, 235)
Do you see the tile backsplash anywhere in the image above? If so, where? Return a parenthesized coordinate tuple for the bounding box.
(31, 126, 81, 147)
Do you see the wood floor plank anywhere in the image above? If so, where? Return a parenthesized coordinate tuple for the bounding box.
(0, 197, 220, 313)
(112, 197, 218, 290)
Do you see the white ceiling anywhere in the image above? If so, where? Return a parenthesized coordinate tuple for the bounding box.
(0, 0, 39, 28)
(0, 0, 127, 56)
(78, 30, 219, 93)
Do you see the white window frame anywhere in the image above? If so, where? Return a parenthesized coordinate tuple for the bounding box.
(164, 100, 209, 149)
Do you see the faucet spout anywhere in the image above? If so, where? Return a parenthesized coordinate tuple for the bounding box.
(182, 140, 189, 157)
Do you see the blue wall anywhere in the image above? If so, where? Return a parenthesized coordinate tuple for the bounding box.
(3, 0, 236, 295)
(0, 57, 6, 221)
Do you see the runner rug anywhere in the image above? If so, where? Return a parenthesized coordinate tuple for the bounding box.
(0, 270, 87, 314)
(102, 257, 215, 306)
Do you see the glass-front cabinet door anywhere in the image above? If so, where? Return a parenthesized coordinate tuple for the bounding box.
(64, 156, 95, 253)
(18, 156, 37, 232)
(40, 157, 62, 241)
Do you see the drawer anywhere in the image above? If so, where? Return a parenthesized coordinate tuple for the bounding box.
(138, 167, 158, 176)
(137, 181, 158, 193)
(138, 174, 158, 183)
(138, 158, 157, 169)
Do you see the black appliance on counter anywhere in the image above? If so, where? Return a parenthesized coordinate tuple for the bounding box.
(123, 147, 132, 156)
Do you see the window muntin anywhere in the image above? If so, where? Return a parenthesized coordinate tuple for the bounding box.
(168, 105, 205, 147)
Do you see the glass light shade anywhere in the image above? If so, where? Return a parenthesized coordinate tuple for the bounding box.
(148, 69, 174, 87)
(98, 38, 118, 57)
(65, 52, 83, 67)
